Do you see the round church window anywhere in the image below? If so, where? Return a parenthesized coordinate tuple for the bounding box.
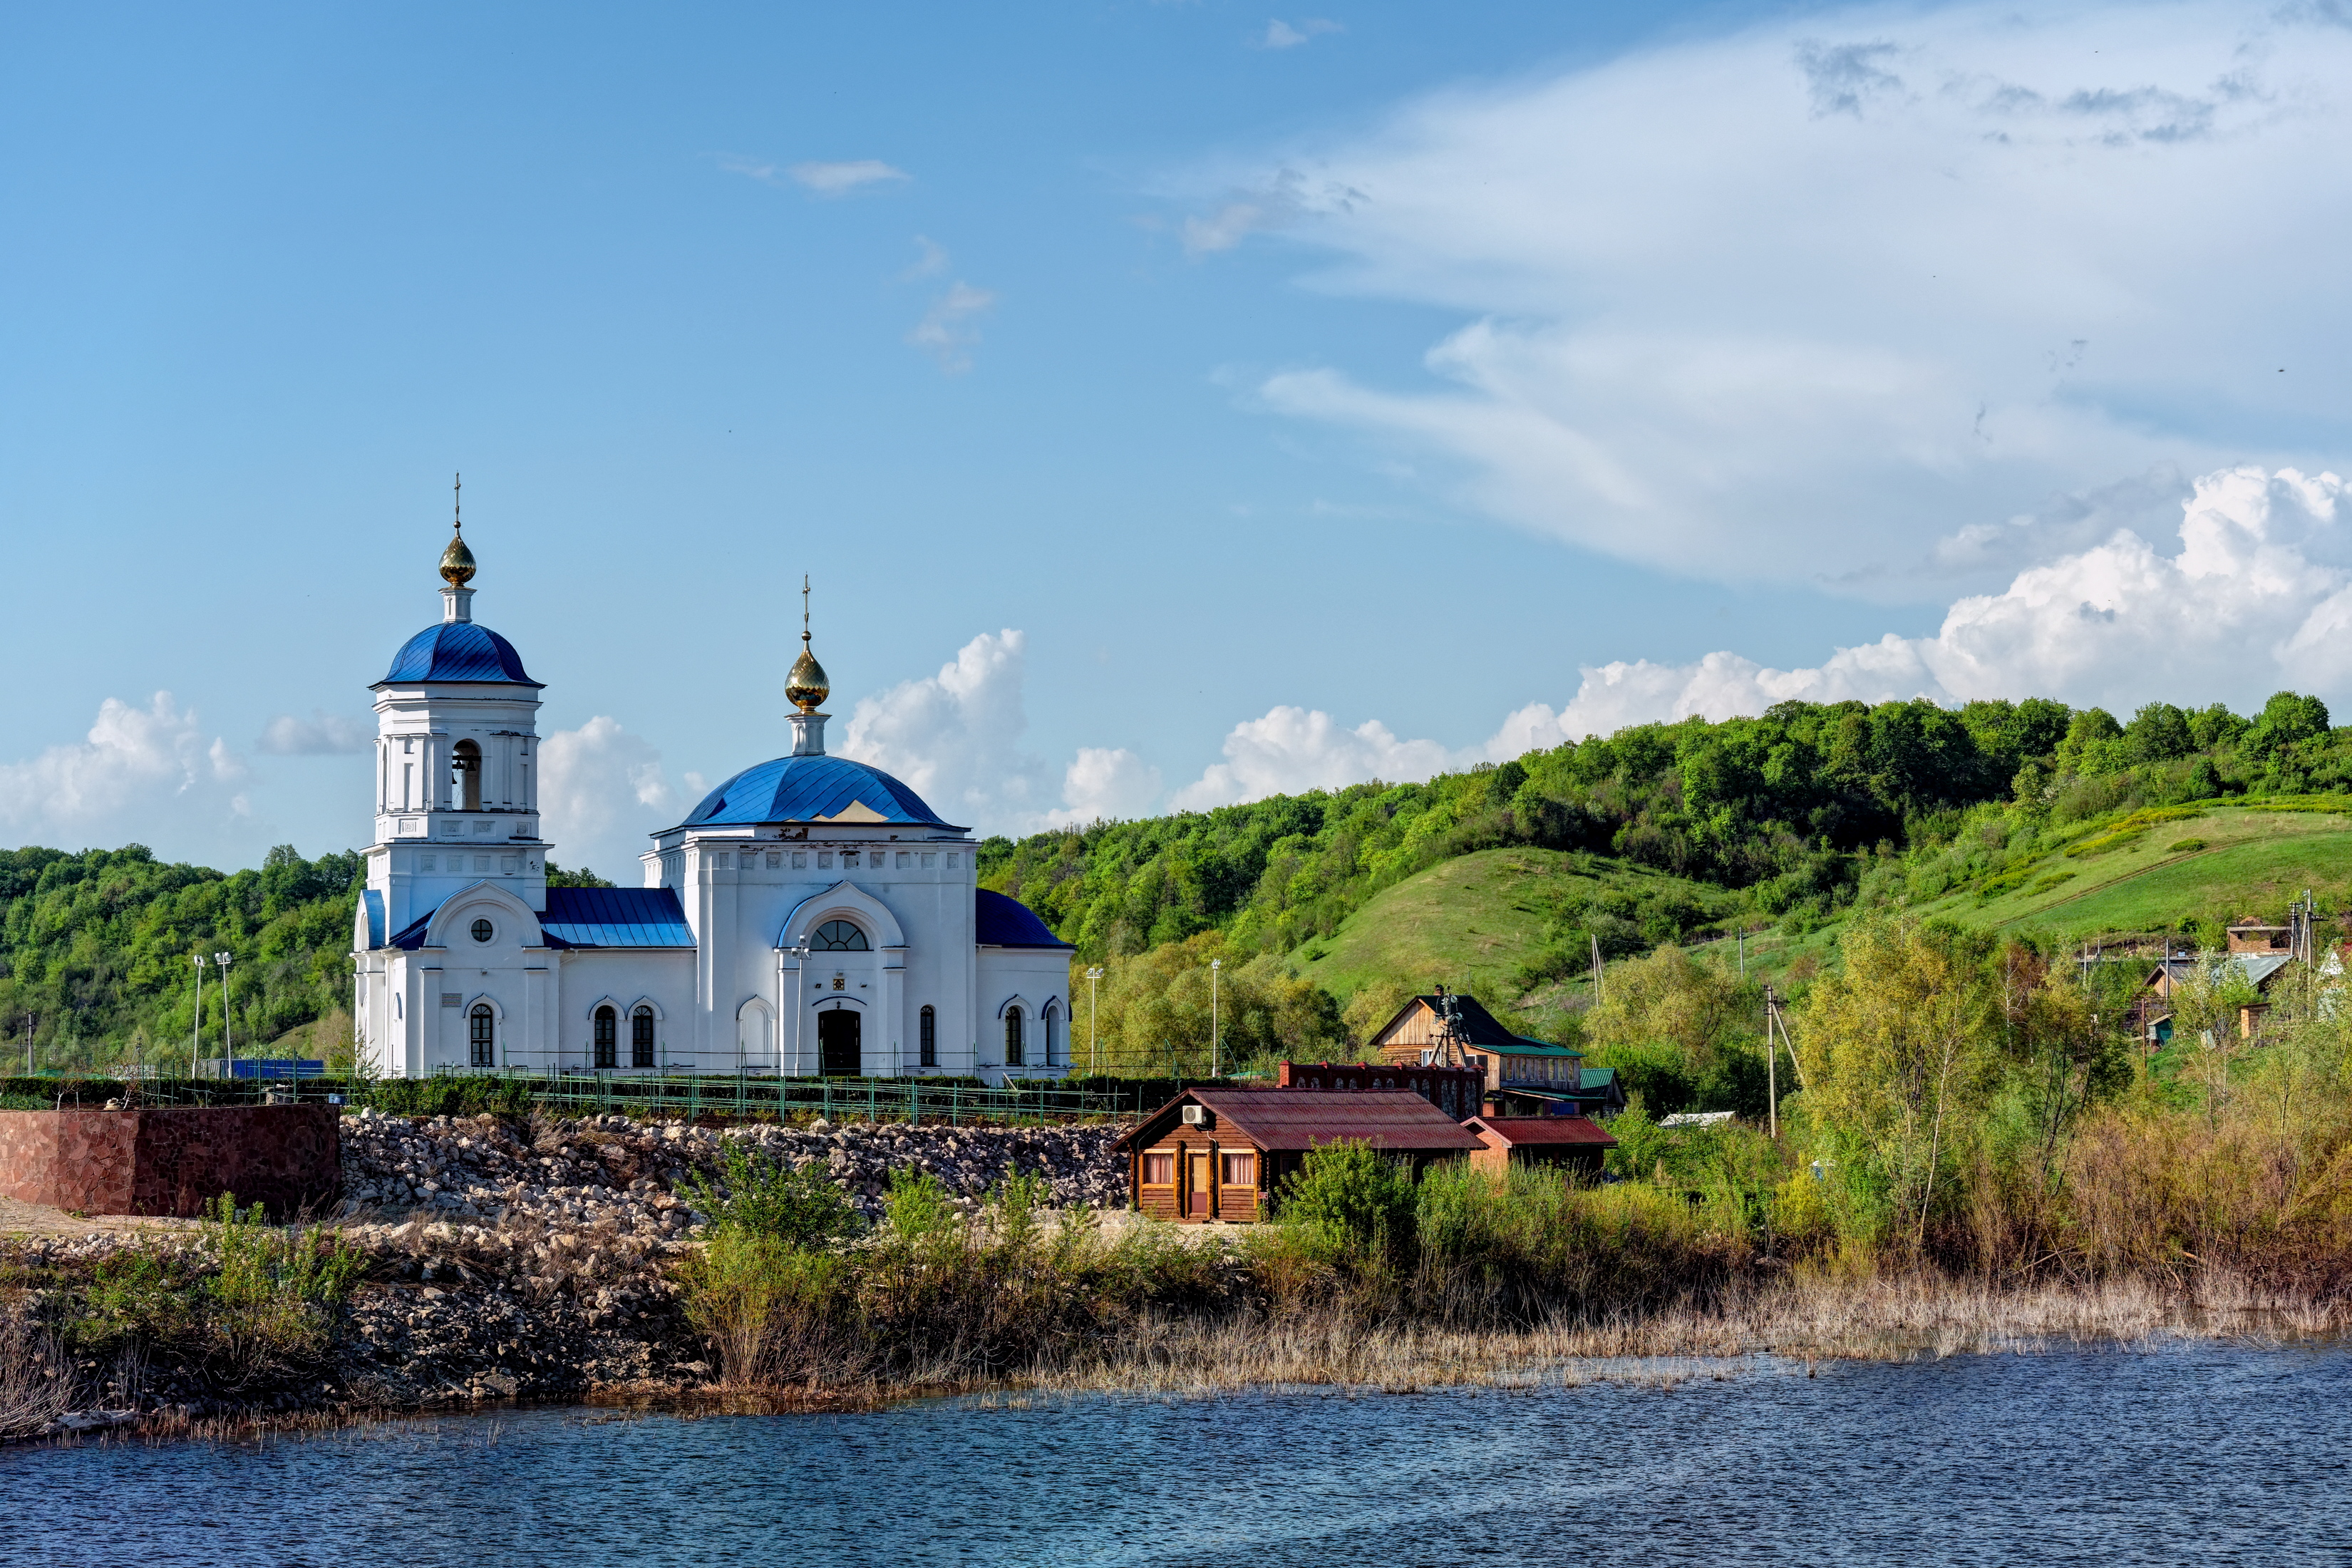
(471, 918, 495, 944)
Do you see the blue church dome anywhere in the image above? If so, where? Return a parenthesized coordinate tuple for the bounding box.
(684, 753, 961, 830)
(376, 621, 541, 687)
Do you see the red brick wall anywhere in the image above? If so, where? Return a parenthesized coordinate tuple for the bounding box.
(0, 1105, 341, 1219)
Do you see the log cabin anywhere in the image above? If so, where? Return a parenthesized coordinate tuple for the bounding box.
(1114, 1088, 1484, 1223)
(1368, 990, 1586, 1108)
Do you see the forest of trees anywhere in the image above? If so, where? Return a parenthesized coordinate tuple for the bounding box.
(2, 688, 2343, 1076)
(981, 688, 2343, 959)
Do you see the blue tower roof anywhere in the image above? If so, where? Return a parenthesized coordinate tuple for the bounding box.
(376, 621, 541, 687)
(681, 753, 963, 830)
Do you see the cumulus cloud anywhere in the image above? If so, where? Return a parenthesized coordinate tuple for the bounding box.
(907, 282, 997, 373)
(256, 711, 371, 755)
(538, 716, 679, 881)
(1261, 18, 1343, 50)
(1194, 2, 2352, 596)
(901, 235, 950, 280)
(1170, 706, 1469, 810)
(1053, 747, 1164, 827)
(1505, 465, 2352, 739)
(0, 693, 247, 843)
(717, 155, 909, 195)
(837, 631, 1053, 829)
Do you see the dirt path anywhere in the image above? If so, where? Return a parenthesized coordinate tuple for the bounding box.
(0, 1197, 205, 1239)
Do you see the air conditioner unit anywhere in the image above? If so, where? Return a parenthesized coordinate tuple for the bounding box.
(1180, 1103, 1212, 1128)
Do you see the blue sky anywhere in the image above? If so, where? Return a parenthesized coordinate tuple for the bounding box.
(7, 1, 2352, 878)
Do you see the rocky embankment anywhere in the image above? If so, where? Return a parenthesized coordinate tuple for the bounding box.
(13, 1111, 1133, 1436)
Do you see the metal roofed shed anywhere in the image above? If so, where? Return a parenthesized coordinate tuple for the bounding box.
(1465, 1114, 1618, 1179)
(1114, 1088, 1482, 1224)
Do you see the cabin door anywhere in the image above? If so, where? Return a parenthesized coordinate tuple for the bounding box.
(818, 1008, 862, 1076)
(1187, 1151, 1211, 1218)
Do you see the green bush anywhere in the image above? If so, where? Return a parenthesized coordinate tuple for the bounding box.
(684, 1143, 860, 1246)
(1273, 1140, 1418, 1270)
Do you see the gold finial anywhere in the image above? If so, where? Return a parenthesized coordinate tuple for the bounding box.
(785, 572, 830, 713)
(438, 473, 477, 587)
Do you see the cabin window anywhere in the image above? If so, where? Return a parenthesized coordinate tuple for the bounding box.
(919, 1005, 937, 1068)
(1221, 1152, 1255, 1187)
(1004, 1006, 1025, 1067)
(631, 1006, 656, 1068)
(594, 1006, 617, 1070)
(468, 1004, 495, 1068)
(1142, 1152, 1175, 1185)
(813, 920, 868, 951)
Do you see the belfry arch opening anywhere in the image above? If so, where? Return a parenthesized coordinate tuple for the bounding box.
(452, 738, 482, 810)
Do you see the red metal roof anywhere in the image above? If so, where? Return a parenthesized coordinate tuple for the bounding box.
(1115, 1089, 1483, 1153)
(1466, 1115, 1619, 1148)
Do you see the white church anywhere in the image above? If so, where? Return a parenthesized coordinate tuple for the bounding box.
(351, 516, 1073, 1083)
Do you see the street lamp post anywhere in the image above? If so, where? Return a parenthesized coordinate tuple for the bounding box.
(1209, 957, 1222, 1080)
(1085, 966, 1103, 1076)
(190, 954, 207, 1078)
(214, 952, 234, 1071)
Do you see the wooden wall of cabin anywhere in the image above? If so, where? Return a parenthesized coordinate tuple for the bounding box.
(1130, 1122, 1270, 1223)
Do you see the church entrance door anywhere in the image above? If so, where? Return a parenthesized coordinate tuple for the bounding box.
(818, 1008, 863, 1076)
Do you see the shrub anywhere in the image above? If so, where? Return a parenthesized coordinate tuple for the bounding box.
(684, 1144, 860, 1246)
(1274, 1140, 1418, 1269)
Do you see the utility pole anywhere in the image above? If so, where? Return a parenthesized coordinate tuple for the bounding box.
(1763, 982, 1808, 1100)
(1209, 958, 1222, 1080)
(1762, 983, 1779, 1139)
(1591, 934, 1605, 1004)
(215, 951, 235, 1070)
(191, 954, 206, 1077)
(1085, 966, 1103, 1076)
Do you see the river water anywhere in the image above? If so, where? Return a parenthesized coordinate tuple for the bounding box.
(6, 1342, 2345, 1565)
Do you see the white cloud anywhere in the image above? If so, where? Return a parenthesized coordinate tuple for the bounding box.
(1052, 747, 1164, 827)
(0, 693, 247, 845)
(1170, 706, 1468, 810)
(715, 156, 909, 195)
(838, 630, 1053, 829)
(1262, 18, 1343, 50)
(257, 710, 371, 755)
(1505, 465, 2352, 739)
(907, 282, 997, 373)
(538, 716, 678, 881)
(901, 235, 950, 280)
(1197, 2, 2352, 596)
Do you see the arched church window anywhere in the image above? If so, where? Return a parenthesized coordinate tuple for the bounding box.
(594, 1006, 617, 1070)
(469, 1004, 495, 1069)
(919, 1006, 937, 1069)
(1042, 1003, 1059, 1068)
(631, 1007, 656, 1069)
(813, 920, 869, 951)
(1004, 1006, 1025, 1068)
(452, 739, 483, 812)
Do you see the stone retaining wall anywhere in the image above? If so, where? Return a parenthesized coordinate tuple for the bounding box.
(0, 1105, 341, 1218)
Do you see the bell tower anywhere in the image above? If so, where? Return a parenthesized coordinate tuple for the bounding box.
(361, 479, 552, 937)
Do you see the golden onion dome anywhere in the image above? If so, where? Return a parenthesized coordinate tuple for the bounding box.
(438, 525, 477, 587)
(786, 637, 830, 713)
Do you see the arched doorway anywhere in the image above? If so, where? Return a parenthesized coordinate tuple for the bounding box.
(818, 1006, 862, 1076)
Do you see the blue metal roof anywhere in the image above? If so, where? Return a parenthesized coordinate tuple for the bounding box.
(540, 887, 695, 948)
(682, 753, 961, 829)
(376, 621, 541, 687)
(976, 888, 1071, 949)
(386, 886, 694, 949)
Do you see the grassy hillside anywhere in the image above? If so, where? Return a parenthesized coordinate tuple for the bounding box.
(1917, 804, 2352, 937)
(1294, 847, 1734, 1002)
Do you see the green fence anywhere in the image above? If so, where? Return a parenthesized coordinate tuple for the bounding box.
(0, 1070, 1190, 1125)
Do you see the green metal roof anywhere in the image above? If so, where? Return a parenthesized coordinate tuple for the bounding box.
(1498, 1039, 1585, 1058)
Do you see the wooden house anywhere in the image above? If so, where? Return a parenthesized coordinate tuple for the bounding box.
(2141, 951, 2293, 1041)
(1368, 990, 1586, 1106)
(1275, 1059, 1487, 1120)
(1114, 1088, 1483, 1224)
(1465, 1115, 1616, 1180)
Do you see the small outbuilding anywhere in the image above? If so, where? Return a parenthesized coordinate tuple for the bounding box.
(1115, 1088, 1484, 1223)
(1465, 1115, 1617, 1180)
